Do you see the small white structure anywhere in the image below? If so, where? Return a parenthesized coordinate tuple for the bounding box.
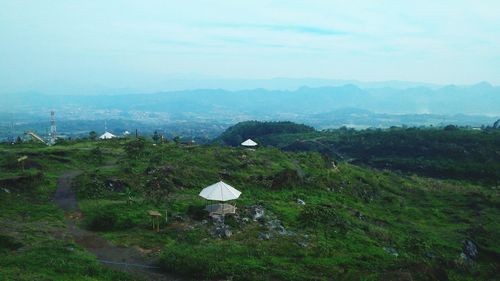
(99, 132, 116, 140)
(123, 130, 131, 136)
(199, 181, 241, 201)
(241, 139, 258, 147)
(200, 181, 241, 215)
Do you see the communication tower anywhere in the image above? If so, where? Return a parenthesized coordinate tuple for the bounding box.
(49, 111, 57, 144)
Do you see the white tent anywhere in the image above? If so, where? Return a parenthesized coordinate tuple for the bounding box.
(199, 181, 241, 202)
(241, 139, 258, 147)
(99, 132, 116, 139)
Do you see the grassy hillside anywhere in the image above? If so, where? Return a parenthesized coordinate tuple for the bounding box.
(2, 138, 498, 280)
(219, 122, 500, 185)
(0, 142, 138, 280)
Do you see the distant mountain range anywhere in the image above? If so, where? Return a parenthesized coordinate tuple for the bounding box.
(1, 83, 499, 141)
(2, 82, 499, 116)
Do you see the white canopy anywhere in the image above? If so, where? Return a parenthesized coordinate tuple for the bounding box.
(199, 181, 241, 202)
(99, 132, 116, 139)
(241, 139, 258, 147)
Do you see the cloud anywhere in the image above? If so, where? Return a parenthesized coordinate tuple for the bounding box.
(206, 22, 347, 36)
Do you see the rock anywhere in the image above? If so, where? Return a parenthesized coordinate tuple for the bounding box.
(173, 214, 185, 222)
(298, 241, 308, 248)
(267, 219, 288, 235)
(276, 225, 287, 235)
(296, 199, 306, 205)
(201, 219, 208, 225)
(242, 217, 250, 223)
(2, 188, 10, 193)
(456, 252, 475, 268)
(355, 211, 364, 220)
(251, 206, 265, 221)
(383, 247, 399, 257)
(105, 178, 128, 192)
(210, 214, 224, 225)
(462, 239, 479, 260)
(214, 225, 232, 239)
(259, 232, 271, 240)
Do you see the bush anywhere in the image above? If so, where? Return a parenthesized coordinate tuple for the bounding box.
(187, 204, 208, 221)
(87, 209, 117, 231)
(299, 204, 349, 233)
(0, 234, 23, 251)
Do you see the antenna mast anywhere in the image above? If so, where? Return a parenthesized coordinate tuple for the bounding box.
(49, 110, 57, 144)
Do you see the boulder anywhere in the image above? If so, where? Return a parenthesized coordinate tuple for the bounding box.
(251, 206, 265, 221)
(267, 219, 288, 235)
(383, 247, 399, 257)
(297, 199, 306, 205)
(214, 225, 232, 239)
(259, 232, 271, 240)
(298, 241, 308, 248)
(462, 239, 479, 260)
(210, 214, 224, 225)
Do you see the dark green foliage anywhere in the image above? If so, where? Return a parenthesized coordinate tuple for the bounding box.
(86, 206, 140, 231)
(217, 121, 315, 146)
(0, 234, 23, 251)
(124, 137, 146, 159)
(299, 204, 348, 234)
(89, 146, 103, 163)
(270, 168, 303, 189)
(144, 165, 177, 203)
(87, 208, 118, 231)
(88, 131, 97, 140)
(74, 172, 108, 199)
(187, 204, 208, 221)
(152, 130, 160, 143)
(244, 126, 500, 184)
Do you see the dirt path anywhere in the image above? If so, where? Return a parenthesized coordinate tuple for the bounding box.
(54, 171, 182, 281)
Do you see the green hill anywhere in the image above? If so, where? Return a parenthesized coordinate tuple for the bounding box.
(219, 122, 500, 185)
(216, 121, 315, 146)
(1, 139, 499, 280)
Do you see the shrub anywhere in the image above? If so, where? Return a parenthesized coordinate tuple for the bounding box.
(187, 204, 208, 221)
(87, 209, 117, 231)
(0, 234, 23, 251)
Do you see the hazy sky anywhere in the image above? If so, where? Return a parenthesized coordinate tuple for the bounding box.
(1, 0, 499, 93)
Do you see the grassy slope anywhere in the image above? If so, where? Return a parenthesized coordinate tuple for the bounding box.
(65, 140, 499, 280)
(254, 127, 500, 185)
(0, 142, 138, 281)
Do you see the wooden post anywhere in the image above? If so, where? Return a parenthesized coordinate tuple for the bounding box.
(148, 210, 162, 232)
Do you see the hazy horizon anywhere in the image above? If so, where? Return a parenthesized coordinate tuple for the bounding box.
(1, 1, 500, 95)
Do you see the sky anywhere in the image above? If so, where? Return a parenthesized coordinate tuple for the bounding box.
(1, 0, 499, 94)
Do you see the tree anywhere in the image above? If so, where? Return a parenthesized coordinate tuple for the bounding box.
(90, 147, 103, 163)
(15, 136, 22, 144)
(124, 138, 146, 159)
(89, 131, 98, 140)
(152, 130, 160, 144)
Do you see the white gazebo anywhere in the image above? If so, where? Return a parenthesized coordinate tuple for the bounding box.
(241, 139, 258, 147)
(99, 132, 116, 140)
(199, 181, 241, 215)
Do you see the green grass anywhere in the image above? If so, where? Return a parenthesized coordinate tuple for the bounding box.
(1, 139, 499, 280)
(0, 141, 139, 281)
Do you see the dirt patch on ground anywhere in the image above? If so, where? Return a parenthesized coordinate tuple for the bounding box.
(53, 171, 182, 281)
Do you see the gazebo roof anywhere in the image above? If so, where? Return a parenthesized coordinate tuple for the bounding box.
(241, 139, 258, 147)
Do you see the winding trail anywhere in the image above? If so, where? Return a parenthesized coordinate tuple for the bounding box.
(54, 171, 182, 281)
